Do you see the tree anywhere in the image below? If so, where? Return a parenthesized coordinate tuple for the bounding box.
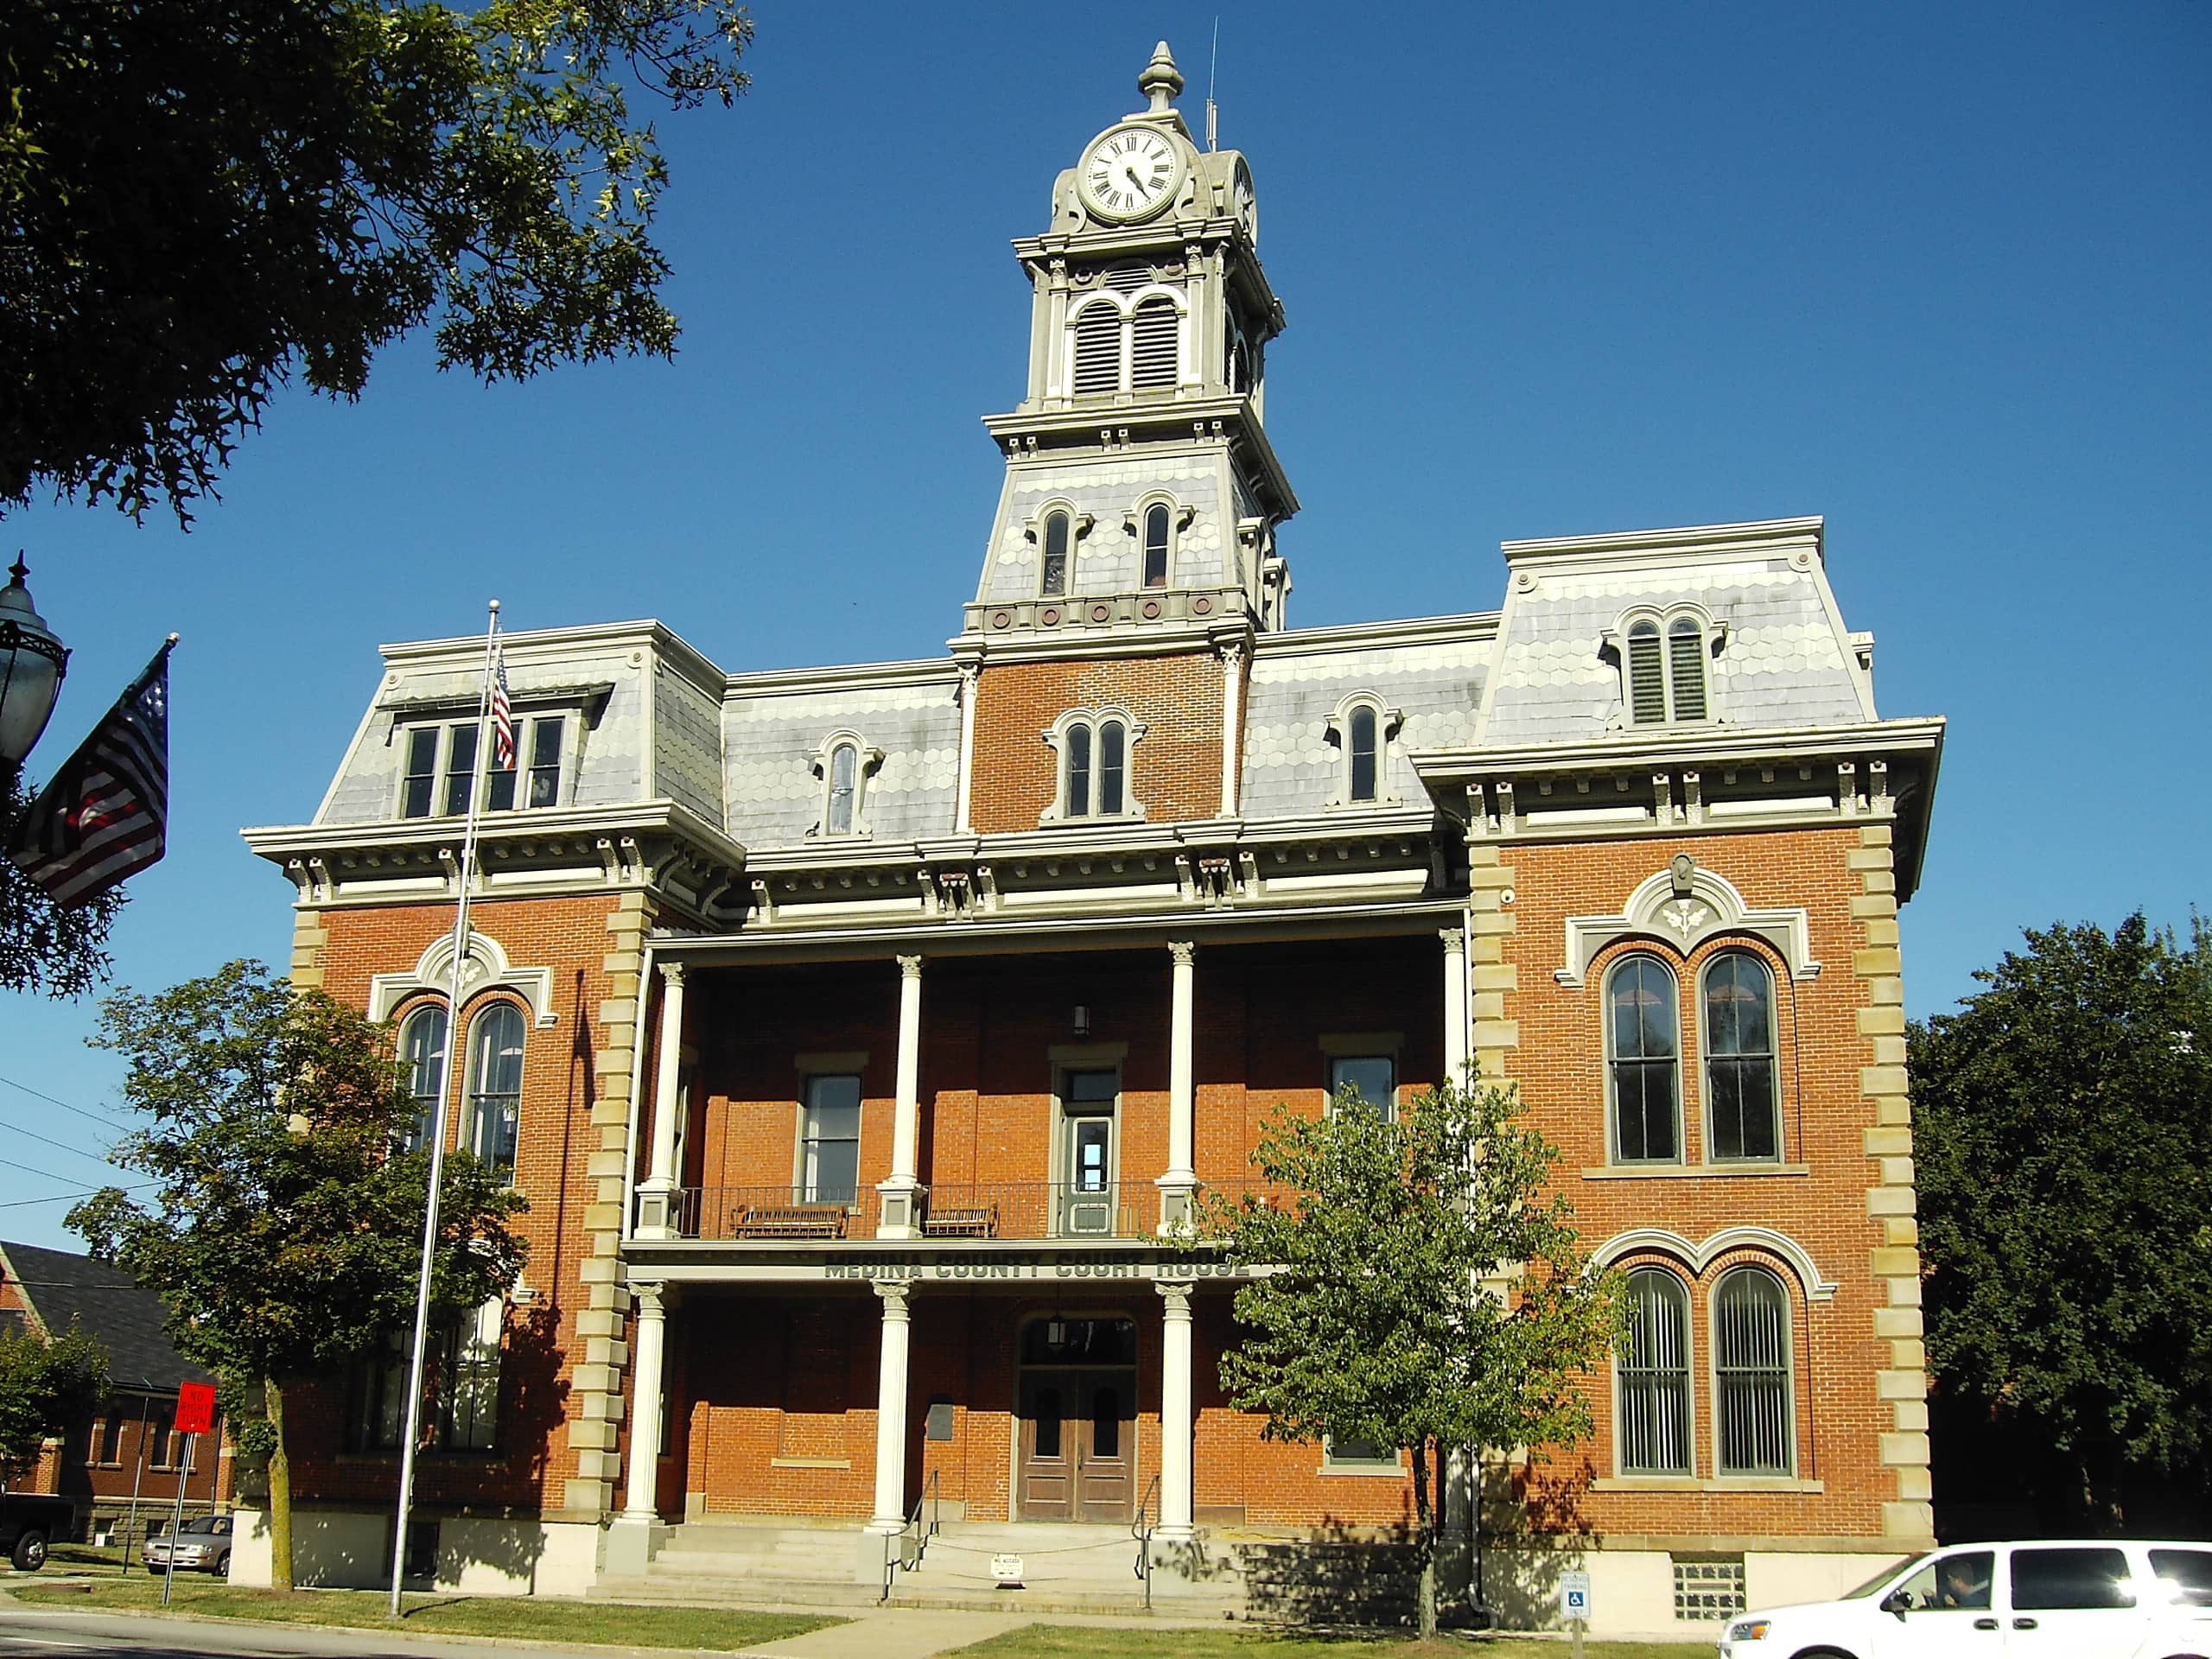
(0, 1319, 107, 1488)
(1205, 1077, 1617, 1637)
(67, 960, 528, 1590)
(1, 775, 124, 998)
(2, 0, 752, 524)
(1912, 912, 2212, 1528)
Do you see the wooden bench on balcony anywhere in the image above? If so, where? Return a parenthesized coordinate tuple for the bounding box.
(921, 1203, 999, 1238)
(728, 1205, 849, 1240)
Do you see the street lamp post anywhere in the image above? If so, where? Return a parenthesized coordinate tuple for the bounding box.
(0, 556, 69, 798)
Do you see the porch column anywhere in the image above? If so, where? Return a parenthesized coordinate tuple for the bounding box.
(1157, 941, 1198, 1231)
(634, 963, 687, 1239)
(1440, 927, 1470, 1085)
(867, 1282, 912, 1534)
(878, 955, 925, 1238)
(1154, 1281, 1197, 1543)
(605, 1281, 666, 1576)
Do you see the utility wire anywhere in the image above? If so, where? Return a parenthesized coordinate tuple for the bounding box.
(0, 1071, 132, 1130)
(0, 1110, 118, 1169)
(0, 1179, 156, 1211)
(0, 1152, 96, 1186)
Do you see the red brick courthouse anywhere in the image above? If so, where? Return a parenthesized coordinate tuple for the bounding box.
(239, 45, 1944, 1634)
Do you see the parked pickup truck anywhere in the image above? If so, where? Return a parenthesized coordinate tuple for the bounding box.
(0, 1492, 79, 1572)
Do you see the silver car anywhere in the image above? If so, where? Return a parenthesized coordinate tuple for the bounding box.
(1719, 1539, 2212, 1659)
(144, 1514, 233, 1576)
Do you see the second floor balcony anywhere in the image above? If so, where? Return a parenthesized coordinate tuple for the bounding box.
(659, 1180, 1277, 1244)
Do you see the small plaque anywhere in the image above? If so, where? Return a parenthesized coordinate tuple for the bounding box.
(989, 1554, 1025, 1587)
(925, 1397, 955, 1441)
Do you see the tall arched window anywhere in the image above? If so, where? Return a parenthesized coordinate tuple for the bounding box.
(1713, 1268, 1793, 1475)
(1618, 1268, 1692, 1475)
(1065, 721, 1093, 817)
(1130, 296, 1179, 389)
(1668, 615, 1708, 721)
(462, 1002, 525, 1184)
(1348, 704, 1379, 804)
(1607, 955, 1681, 1163)
(397, 1006, 448, 1153)
(1704, 952, 1780, 1161)
(1071, 302, 1121, 394)
(826, 741, 858, 836)
(1096, 720, 1126, 815)
(1141, 504, 1171, 588)
(1040, 511, 1071, 597)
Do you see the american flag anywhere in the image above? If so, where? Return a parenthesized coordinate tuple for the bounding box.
(490, 641, 514, 771)
(8, 643, 172, 908)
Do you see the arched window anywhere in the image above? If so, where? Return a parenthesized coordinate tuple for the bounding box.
(1130, 296, 1179, 389)
(1040, 511, 1071, 597)
(1065, 721, 1092, 817)
(1348, 704, 1379, 804)
(1141, 504, 1171, 588)
(1618, 1269, 1692, 1476)
(462, 1001, 525, 1184)
(397, 1005, 448, 1153)
(826, 741, 858, 836)
(1071, 302, 1121, 394)
(1704, 952, 1780, 1161)
(1097, 720, 1126, 815)
(1626, 620, 1666, 725)
(1607, 955, 1681, 1163)
(1713, 1268, 1793, 1475)
(1669, 615, 1708, 721)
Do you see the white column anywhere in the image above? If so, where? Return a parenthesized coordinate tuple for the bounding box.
(622, 1283, 667, 1519)
(635, 963, 687, 1238)
(1440, 927, 1470, 1087)
(867, 1282, 912, 1533)
(1218, 642, 1244, 817)
(955, 664, 980, 832)
(878, 955, 925, 1238)
(1157, 941, 1198, 1231)
(1154, 1281, 1196, 1543)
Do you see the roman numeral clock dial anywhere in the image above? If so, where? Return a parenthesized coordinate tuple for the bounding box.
(1077, 126, 1183, 222)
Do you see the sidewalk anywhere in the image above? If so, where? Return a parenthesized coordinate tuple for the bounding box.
(730, 1603, 1232, 1659)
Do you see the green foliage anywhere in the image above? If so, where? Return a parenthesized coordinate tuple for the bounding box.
(1, 0, 752, 524)
(65, 959, 529, 1384)
(1211, 1078, 1614, 1462)
(1912, 912, 2212, 1520)
(1, 774, 124, 998)
(0, 1318, 107, 1484)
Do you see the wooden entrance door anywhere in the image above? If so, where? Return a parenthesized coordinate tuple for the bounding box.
(1017, 1366, 1137, 1522)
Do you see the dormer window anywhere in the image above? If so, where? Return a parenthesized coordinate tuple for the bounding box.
(1142, 504, 1171, 588)
(1620, 608, 1716, 727)
(1042, 708, 1146, 824)
(1325, 694, 1402, 808)
(398, 715, 570, 819)
(810, 731, 883, 837)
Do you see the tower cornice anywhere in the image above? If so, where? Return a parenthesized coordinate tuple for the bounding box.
(981, 395, 1299, 521)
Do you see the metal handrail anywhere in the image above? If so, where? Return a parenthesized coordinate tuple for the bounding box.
(880, 1469, 940, 1602)
(1130, 1472, 1160, 1610)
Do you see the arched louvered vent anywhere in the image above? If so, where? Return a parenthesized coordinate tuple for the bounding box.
(1668, 616, 1708, 721)
(1130, 298, 1179, 390)
(1627, 621, 1667, 725)
(1101, 264, 1153, 292)
(1071, 303, 1121, 395)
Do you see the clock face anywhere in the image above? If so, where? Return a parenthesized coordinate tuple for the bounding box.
(1079, 126, 1182, 221)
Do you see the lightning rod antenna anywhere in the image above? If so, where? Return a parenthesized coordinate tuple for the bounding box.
(1206, 16, 1220, 150)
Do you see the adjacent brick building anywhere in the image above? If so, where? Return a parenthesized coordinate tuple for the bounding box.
(237, 43, 1944, 1634)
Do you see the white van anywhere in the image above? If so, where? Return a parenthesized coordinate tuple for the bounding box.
(1717, 1539, 2212, 1658)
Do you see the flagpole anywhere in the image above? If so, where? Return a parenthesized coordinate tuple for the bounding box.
(389, 600, 500, 1618)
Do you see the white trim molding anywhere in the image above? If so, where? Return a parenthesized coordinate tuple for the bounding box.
(1592, 1224, 1839, 1303)
(1554, 862, 1821, 987)
(368, 931, 558, 1028)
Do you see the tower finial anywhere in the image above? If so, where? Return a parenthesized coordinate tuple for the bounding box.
(1139, 41, 1183, 113)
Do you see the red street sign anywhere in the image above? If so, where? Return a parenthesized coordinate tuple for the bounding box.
(175, 1381, 217, 1436)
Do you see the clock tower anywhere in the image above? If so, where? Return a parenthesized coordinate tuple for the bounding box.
(961, 42, 1298, 653)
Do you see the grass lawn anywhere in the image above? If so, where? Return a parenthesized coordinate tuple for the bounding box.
(8, 1575, 840, 1649)
(950, 1630, 1716, 1659)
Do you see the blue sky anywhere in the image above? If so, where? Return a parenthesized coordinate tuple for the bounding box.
(3, 3, 2206, 1246)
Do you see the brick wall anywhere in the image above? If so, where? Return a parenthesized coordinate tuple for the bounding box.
(968, 652, 1225, 831)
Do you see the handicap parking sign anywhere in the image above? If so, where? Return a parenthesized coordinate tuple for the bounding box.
(1560, 1568, 1592, 1620)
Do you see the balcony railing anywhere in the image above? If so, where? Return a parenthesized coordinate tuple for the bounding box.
(658, 1179, 1294, 1244)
